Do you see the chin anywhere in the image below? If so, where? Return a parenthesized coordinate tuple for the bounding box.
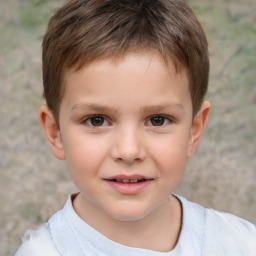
(107, 204, 152, 222)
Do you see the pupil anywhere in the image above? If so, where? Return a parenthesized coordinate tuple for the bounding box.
(91, 116, 104, 126)
(151, 116, 164, 126)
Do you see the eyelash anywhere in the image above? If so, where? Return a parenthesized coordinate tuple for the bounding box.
(146, 115, 173, 127)
(82, 115, 173, 127)
(82, 115, 110, 127)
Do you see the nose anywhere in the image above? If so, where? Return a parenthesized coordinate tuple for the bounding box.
(110, 126, 146, 164)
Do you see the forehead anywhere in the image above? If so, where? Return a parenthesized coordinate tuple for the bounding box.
(61, 51, 191, 114)
(66, 49, 186, 79)
(65, 51, 188, 86)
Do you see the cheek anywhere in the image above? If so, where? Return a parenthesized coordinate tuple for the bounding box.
(65, 142, 104, 193)
(151, 132, 190, 170)
(63, 134, 107, 176)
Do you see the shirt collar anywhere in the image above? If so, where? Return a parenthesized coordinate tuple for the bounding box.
(48, 194, 205, 256)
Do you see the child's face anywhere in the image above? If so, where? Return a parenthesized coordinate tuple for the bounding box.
(41, 52, 209, 222)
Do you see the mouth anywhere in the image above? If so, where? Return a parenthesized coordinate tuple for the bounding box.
(104, 174, 153, 183)
(103, 175, 153, 194)
(107, 178, 148, 183)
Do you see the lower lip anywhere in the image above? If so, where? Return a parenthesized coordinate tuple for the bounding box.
(105, 180, 152, 195)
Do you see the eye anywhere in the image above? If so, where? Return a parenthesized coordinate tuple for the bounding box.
(84, 115, 108, 127)
(148, 115, 171, 126)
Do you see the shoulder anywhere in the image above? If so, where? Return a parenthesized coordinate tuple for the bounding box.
(14, 223, 60, 256)
(203, 208, 256, 255)
(176, 195, 256, 255)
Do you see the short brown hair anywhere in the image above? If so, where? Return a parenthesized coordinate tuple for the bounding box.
(42, 0, 209, 124)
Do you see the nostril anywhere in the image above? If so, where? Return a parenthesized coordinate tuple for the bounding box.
(110, 134, 146, 163)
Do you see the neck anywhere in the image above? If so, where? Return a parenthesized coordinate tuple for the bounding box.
(73, 194, 182, 252)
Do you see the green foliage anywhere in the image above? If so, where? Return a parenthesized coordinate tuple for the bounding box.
(19, 0, 52, 29)
(24, 0, 50, 5)
(22, 205, 43, 224)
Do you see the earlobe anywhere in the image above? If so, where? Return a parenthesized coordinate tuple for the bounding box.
(187, 101, 211, 158)
(38, 105, 65, 160)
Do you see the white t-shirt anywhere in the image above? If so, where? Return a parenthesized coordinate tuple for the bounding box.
(14, 194, 256, 256)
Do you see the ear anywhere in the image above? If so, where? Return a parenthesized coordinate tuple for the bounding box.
(187, 101, 211, 158)
(38, 105, 65, 160)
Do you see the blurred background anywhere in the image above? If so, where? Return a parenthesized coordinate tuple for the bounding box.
(1, 0, 255, 255)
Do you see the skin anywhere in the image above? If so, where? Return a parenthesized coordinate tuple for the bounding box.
(39, 52, 210, 252)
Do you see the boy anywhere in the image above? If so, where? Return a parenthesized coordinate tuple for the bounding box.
(15, 0, 256, 255)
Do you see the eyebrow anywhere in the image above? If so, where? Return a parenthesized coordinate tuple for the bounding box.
(71, 103, 118, 113)
(140, 104, 185, 114)
(71, 103, 184, 114)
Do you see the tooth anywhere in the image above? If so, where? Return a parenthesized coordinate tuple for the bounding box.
(130, 179, 138, 183)
(116, 179, 122, 182)
(123, 179, 129, 183)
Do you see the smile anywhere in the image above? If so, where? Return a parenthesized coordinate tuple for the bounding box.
(112, 178, 146, 183)
(104, 175, 153, 194)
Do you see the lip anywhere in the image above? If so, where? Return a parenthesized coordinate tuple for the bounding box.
(103, 175, 153, 195)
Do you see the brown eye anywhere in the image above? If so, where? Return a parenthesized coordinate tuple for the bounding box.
(150, 116, 166, 126)
(87, 116, 106, 126)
